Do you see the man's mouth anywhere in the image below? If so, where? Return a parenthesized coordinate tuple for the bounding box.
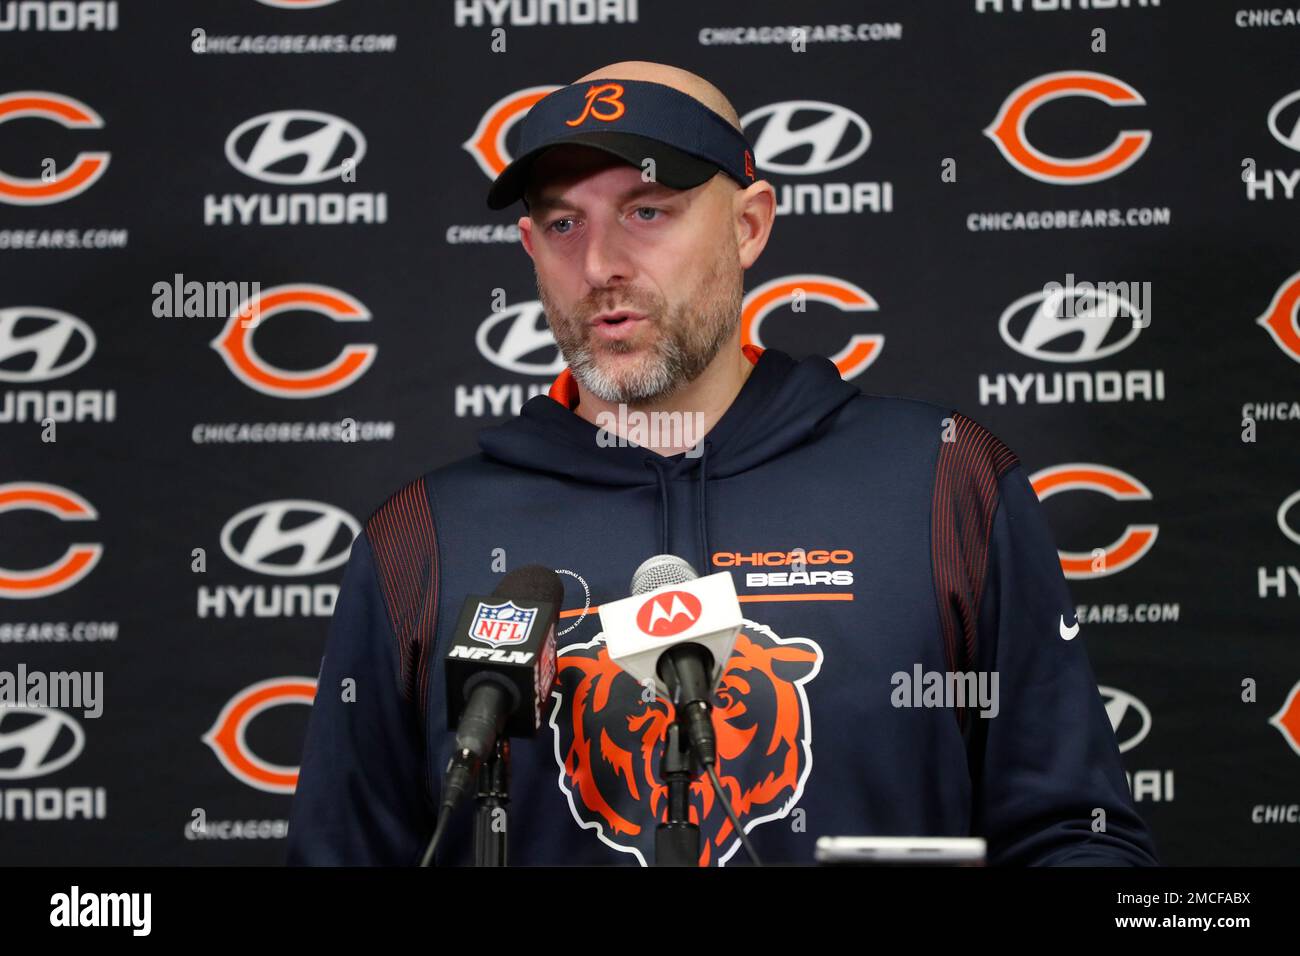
(589, 310, 650, 341)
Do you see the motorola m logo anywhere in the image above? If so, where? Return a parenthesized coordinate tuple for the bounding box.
(219, 500, 358, 577)
(0, 307, 96, 382)
(999, 280, 1147, 363)
(1268, 89, 1300, 152)
(0, 706, 84, 779)
(1099, 685, 1151, 753)
(476, 300, 564, 376)
(636, 590, 702, 637)
(225, 110, 365, 185)
(741, 100, 870, 175)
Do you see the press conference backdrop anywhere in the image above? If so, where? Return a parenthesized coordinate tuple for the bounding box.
(1, 0, 1297, 866)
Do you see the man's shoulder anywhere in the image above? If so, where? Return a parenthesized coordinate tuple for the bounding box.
(838, 390, 1006, 444)
(841, 389, 952, 429)
(837, 390, 1021, 482)
(357, 450, 496, 541)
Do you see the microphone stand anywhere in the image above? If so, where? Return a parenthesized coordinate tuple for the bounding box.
(654, 719, 700, 866)
(473, 737, 510, 866)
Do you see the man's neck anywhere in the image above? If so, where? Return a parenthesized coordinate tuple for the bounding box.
(574, 339, 755, 458)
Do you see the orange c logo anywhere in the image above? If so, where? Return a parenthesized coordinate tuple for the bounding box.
(984, 71, 1150, 184)
(1256, 270, 1300, 364)
(742, 274, 882, 380)
(0, 91, 110, 205)
(0, 483, 102, 599)
(1030, 464, 1158, 578)
(463, 85, 561, 179)
(210, 284, 377, 399)
(566, 83, 626, 127)
(203, 677, 317, 794)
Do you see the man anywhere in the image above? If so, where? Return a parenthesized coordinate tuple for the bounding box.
(286, 61, 1159, 867)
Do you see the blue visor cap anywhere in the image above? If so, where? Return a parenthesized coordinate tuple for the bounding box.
(486, 78, 756, 210)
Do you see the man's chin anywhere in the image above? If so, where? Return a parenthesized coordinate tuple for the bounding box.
(575, 354, 679, 405)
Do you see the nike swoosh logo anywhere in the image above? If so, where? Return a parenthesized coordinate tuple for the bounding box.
(1060, 615, 1080, 641)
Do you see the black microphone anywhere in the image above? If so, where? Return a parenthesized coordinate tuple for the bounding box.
(439, 565, 563, 818)
(601, 555, 763, 865)
(626, 554, 728, 767)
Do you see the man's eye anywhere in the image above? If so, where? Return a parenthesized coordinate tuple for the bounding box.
(547, 217, 574, 235)
(633, 207, 661, 221)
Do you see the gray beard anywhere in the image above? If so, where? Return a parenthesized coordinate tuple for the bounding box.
(563, 311, 734, 405)
(540, 246, 743, 406)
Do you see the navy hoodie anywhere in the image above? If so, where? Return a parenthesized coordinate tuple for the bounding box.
(286, 344, 1159, 867)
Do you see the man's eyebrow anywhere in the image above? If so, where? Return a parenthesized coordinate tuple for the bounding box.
(529, 181, 680, 216)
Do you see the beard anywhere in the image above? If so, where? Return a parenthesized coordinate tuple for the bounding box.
(537, 232, 743, 406)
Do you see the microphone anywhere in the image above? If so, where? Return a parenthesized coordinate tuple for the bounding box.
(598, 554, 742, 766)
(439, 565, 563, 818)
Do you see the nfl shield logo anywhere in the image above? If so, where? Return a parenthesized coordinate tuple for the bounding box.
(469, 600, 537, 648)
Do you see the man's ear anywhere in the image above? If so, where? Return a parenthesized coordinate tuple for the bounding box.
(519, 211, 536, 259)
(733, 180, 776, 271)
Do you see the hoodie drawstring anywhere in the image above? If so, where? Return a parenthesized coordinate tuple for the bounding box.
(696, 439, 712, 576)
(642, 438, 713, 576)
(643, 458, 671, 556)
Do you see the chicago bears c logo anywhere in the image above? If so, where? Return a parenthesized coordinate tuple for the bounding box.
(0, 91, 110, 205)
(548, 619, 822, 866)
(742, 274, 882, 380)
(984, 71, 1150, 184)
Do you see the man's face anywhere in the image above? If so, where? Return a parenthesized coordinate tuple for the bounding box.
(520, 145, 743, 405)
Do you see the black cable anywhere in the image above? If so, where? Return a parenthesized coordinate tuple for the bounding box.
(418, 804, 453, 867)
(706, 763, 762, 866)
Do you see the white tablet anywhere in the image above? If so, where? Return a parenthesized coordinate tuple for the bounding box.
(814, 836, 987, 866)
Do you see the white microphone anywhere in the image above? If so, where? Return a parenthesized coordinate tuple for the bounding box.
(598, 554, 743, 765)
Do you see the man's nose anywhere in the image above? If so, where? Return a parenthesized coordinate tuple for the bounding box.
(580, 214, 635, 289)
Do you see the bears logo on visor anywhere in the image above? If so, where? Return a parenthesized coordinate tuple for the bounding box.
(549, 619, 822, 866)
(565, 83, 626, 126)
